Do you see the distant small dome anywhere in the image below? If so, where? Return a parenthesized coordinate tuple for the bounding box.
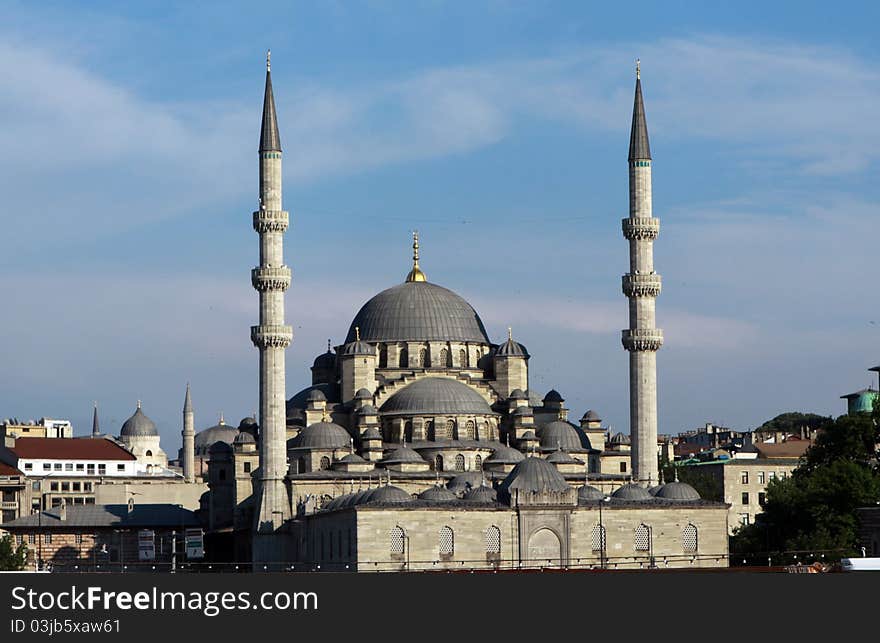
(418, 486, 458, 503)
(519, 430, 538, 441)
(355, 388, 373, 400)
(498, 457, 571, 495)
(539, 420, 591, 451)
(305, 389, 327, 403)
(611, 483, 653, 501)
(361, 427, 382, 440)
(338, 453, 367, 464)
(486, 444, 525, 464)
(512, 406, 534, 417)
(195, 420, 239, 452)
(233, 432, 255, 444)
(357, 404, 379, 416)
(496, 337, 529, 358)
(581, 409, 601, 421)
(546, 449, 583, 465)
(447, 472, 485, 493)
(609, 432, 631, 446)
(577, 485, 606, 502)
(654, 482, 701, 501)
(238, 416, 258, 430)
(312, 350, 335, 369)
(290, 421, 351, 450)
(509, 388, 528, 400)
(342, 340, 374, 356)
(543, 390, 564, 403)
(382, 445, 426, 465)
(463, 485, 497, 503)
(361, 485, 412, 505)
(120, 405, 158, 437)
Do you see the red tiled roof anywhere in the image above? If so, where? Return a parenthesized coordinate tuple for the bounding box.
(755, 441, 810, 459)
(9, 438, 136, 461)
(0, 461, 23, 476)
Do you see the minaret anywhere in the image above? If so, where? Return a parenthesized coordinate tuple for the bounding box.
(622, 60, 663, 486)
(91, 402, 100, 437)
(182, 383, 195, 483)
(251, 50, 293, 564)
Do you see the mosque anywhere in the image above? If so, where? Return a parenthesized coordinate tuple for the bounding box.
(193, 55, 730, 570)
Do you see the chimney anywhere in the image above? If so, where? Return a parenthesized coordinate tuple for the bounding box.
(58, 499, 67, 521)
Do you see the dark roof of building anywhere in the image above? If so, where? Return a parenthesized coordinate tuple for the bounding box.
(120, 405, 158, 437)
(609, 432, 631, 446)
(361, 427, 382, 440)
(546, 449, 584, 465)
(577, 485, 606, 502)
(2, 504, 200, 529)
(840, 388, 878, 399)
(9, 437, 135, 461)
(0, 462, 23, 476)
(380, 377, 494, 416)
(498, 456, 571, 494)
(312, 349, 335, 369)
(344, 281, 490, 344)
(628, 73, 651, 161)
(195, 420, 239, 450)
(582, 409, 601, 421)
(355, 388, 373, 400)
(259, 64, 281, 152)
(305, 389, 327, 402)
(486, 444, 526, 464)
(755, 441, 811, 459)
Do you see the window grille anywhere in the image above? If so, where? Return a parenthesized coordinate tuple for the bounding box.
(390, 526, 405, 555)
(634, 524, 650, 552)
(454, 454, 465, 472)
(439, 526, 454, 555)
(486, 526, 501, 554)
(591, 525, 606, 552)
(434, 455, 444, 471)
(319, 456, 331, 470)
(475, 454, 482, 470)
(682, 524, 698, 553)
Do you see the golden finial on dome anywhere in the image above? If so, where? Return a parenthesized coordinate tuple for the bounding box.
(508, 327, 513, 341)
(355, 326, 361, 341)
(405, 230, 427, 282)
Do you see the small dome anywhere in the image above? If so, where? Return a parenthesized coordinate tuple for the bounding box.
(357, 404, 379, 416)
(512, 406, 534, 417)
(519, 430, 538, 441)
(323, 493, 353, 512)
(447, 471, 485, 493)
(361, 427, 382, 440)
(305, 389, 327, 402)
(120, 405, 158, 437)
(382, 445, 426, 465)
(648, 485, 664, 496)
(238, 416, 258, 430)
(362, 485, 412, 505)
(343, 489, 373, 508)
(338, 453, 368, 464)
(290, 421, 351, 450)
(509, 388, 528, 400)
(610, 432, 631, 446)
(539, 420, 591, 451)
(486, 444, 525, 464)
(611, 483, 654, 501)
(463, 484, 498, 503)
(195, 420, 239, 452)
(543, 390, 564, 403)
(577, 485, 606, 502)
(581, 409, 601, 421)
(208, 441, 233, 456)
(342, 340, 374, 356)
(546, 449, 583, 465)
(496, 338, 529, 358)
(355, 388, 373, 400)
(498, 457, 571, 495)
(312, 350, 335, 369)
(233, 432, 255, 444)
(380, 378, 493, 416)
(418, 486, 458, 503)
(654, 482, 701, 501)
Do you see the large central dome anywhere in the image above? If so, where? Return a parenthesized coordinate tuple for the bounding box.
(345, 281, 490, 344)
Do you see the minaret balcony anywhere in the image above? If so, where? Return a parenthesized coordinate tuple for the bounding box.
(251, 324, 293, 349)
(253, 209, 289, 233)
(252, 266, 292, 291)
(621, 328, 664, 352)
(622, 217, 660, 240)
(622, 273, 662, 298)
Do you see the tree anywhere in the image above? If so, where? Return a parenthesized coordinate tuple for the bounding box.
(0, 534, 28, 571)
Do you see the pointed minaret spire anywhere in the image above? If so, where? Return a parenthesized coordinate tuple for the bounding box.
(91, 402, 100, 437)
(183, 382, 193, 414)
(259, 49, 281, 153)
(405, 230, 427, 282)
(628, 59, 651, 162)
(182, 383, 195, 483)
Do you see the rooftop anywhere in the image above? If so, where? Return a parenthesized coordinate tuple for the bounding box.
(6, 437, 136, 461)
(2, 504, 200, 529)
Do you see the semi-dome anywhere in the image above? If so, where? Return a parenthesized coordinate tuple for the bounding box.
(345, 281, 490, 344)
(195, 420, 239, 452)
(654, 482, 701, 501)
(498, 457, 571, 495)
(577, 485, 606, 502)
(538, 420, 591, 451)
(611, 483, 654, 501)
(463, 485, 497, 503)
(289, 421, 351, 450)
(380, 377, 493, 416)
(120, 404, 158, 437)
(418, 486, 458, 503)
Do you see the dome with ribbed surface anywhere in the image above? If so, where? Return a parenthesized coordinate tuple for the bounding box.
(382, 445, 426, 464)
(418, 486, 458, 503)
(546, 449, 583, 465)
(233, 432, 255, 445)
(538, 421, 591, 451)
(380, 377, 493, 416)
(496, 338, 529, 358)
(486, 444, 525, 464)
(499, 457, 571, 495)
(312, 350, 335, 369)
(509, 388, 528, 400)
(610, 432, 631, 446)
(305, 389, 327, 402)
(289, 421, 351, 450)
(357, 404, 378, 416)
(361, 427, 382, 440)
(463, 485, 497, 503)
(355, 388, 373, 400)
(447, 472, 485, 493)
(120, 405, 158, 437)
(611, 483, 654, 501)
(345, 281, 490, 344)
(577, 485, 606, 502)
(342, 340, 374, 356)
(654, 482, 701, 501)
(361, 485, 412, 505)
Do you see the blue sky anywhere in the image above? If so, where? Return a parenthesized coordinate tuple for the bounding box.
(1, 1, 878, 450)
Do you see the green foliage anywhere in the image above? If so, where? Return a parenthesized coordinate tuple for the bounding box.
(756, 412, 832, 435)
(676, 466, 722, 501)
(0, 534, 28, 571)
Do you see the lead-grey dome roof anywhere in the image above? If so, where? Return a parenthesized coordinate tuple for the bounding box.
(342, 340, 374, 356)
(195, 421, 239, 451)
(361, 427, 382, 440)
(380, 377, 493, 416)
(233, 431, 255, 444)
(610, 432, 631, 445)
(546, 448, 583, 465)
(418, 485, 458, 503)
(355, 388, 373, 400)
(611, 483, 654, 501)
(582, 409, 601, 421)
(289, 421, 351, 450)
(305, 389, 327, 402)
(312, 350, 335, 369)
(654, 482, 701, 501)
(382, 445, 427, 464)
(496, 338, 529, 358)
(447, 471, 485, 493)
(120, 405, 158, 437)
(344, 281, 490, 344)
(361, 485, 412, 505)
(538, 421, 591, 451)
(543, 390, 564, 403)
(577, 485, 606, 502)
(463, 485, 497, 503)
(499, 457, 571, 495)
(486, 444, 525, 464)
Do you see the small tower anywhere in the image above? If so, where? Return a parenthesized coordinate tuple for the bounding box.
(251, 50, 293, 566)
(182, 383, 195, 483)
(494, 328, 529, 398)
(91, 402, 100, 438)
(340, 326, 377, 403)
(622, 60, 663, 486)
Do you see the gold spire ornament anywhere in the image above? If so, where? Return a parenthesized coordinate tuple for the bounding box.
(405, 230, 427, 282)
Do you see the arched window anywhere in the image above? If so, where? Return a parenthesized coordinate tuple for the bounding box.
(398, 345, 409, 368)
(434, 454, 444, 471)
(591, 525, 606, 553)
(404, 421, 413, 441)
(419, 347, 428, 368)
(145, 450, 152, 457)
(682, 524, 698, 553)
(390, 526, 405, 555)
(445, 419, 455, 439)
(439, 348, 449, 368)
(475, 454, 482, 470)
(439, 526, 454, 556)
(465, 420, 475, 439)
(298, 457, 306, 474)
(454, 454, 465, 472)
(634, 524, 651, 552)
(378, 344, 388, 368)
(426, 420, 435, 440)
(486, 525, 501, 554)
(319, 456, 331, 471)
(459, 348, 467, 367)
